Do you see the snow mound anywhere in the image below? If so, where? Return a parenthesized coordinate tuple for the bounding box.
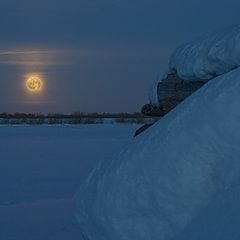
(75, 68, 240, 240)
(169, 25, 240, 80)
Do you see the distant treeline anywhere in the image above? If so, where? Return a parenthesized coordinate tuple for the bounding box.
(0, 112, 156, 125)
(0, 112, 144, 119)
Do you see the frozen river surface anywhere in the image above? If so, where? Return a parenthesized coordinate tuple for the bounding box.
(0, 124, 137, 240)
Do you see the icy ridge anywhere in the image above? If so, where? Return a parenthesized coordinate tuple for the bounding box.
(148, 71, 168, 107)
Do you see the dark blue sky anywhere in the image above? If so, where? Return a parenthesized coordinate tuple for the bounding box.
(0, 0, 240, 113)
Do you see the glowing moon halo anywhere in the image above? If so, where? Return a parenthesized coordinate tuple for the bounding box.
(26, 75, 43, 93)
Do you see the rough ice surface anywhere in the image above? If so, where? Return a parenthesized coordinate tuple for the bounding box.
(75, 68, 240, 240)
(169, 25, 240, 80)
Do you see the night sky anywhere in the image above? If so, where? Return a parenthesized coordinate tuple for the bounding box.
(0, 0, 240, 113)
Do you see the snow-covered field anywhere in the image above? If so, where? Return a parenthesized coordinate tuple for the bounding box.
(0, 124, 138, 240)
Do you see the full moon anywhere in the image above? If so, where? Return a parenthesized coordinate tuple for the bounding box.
(26, 75, 43, 93)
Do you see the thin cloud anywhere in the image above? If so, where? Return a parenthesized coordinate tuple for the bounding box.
(0, 49, 63, 66)
(0, 51, 49, 56)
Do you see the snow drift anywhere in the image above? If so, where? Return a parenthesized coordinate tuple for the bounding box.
(169, 25, 240, 80)
(75, 67, 240, 240)
(149, 25, 240, 109)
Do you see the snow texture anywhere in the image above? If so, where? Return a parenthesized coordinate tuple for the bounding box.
(75, 68, 240, 240)
(175, 185, 240, 240)
(169, 25, 240, 80)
